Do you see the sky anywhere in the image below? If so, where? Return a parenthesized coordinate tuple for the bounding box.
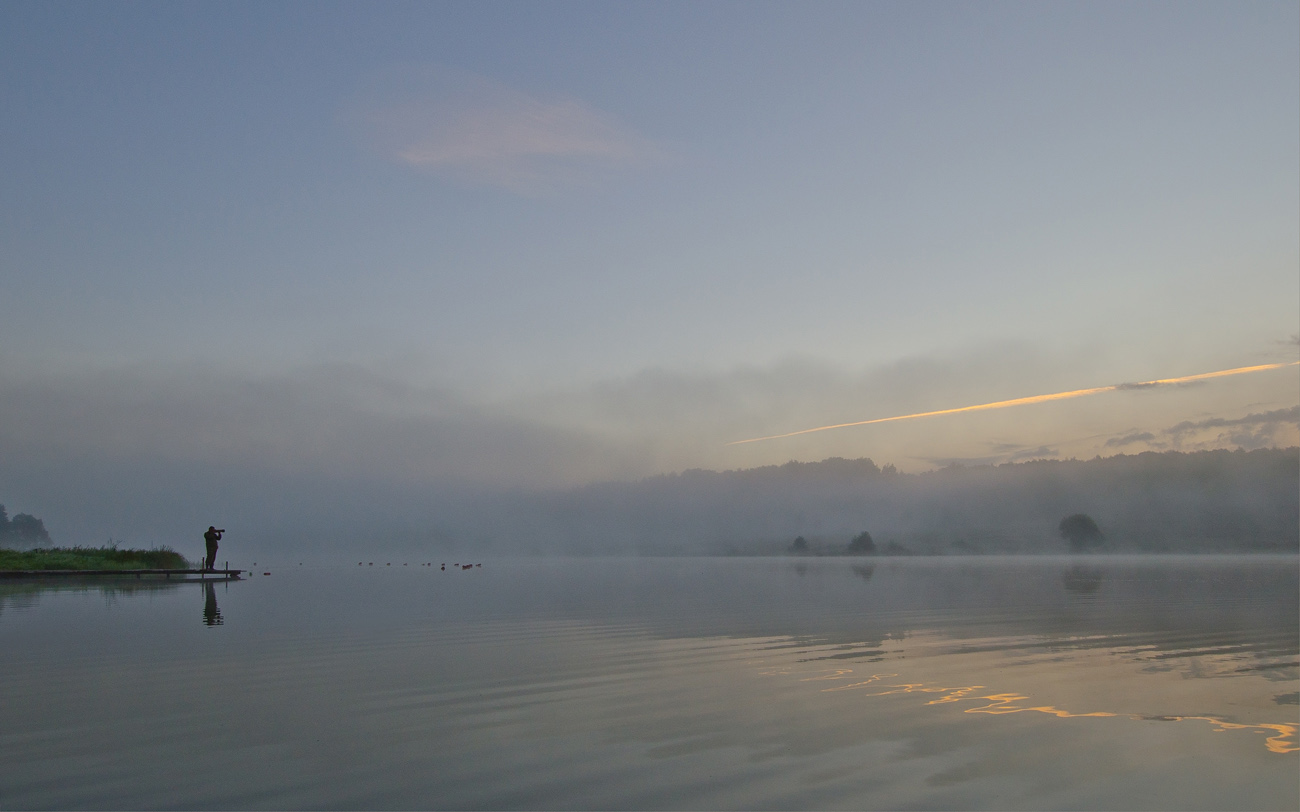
(1, 1, 1297, 545)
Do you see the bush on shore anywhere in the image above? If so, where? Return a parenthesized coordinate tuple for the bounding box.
(0, 546, 190, 571)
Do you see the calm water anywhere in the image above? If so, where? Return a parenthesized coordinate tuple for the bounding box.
(0, 556, 1296, 810)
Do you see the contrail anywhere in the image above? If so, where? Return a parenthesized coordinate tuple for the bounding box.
(726, 361, 1300, 446)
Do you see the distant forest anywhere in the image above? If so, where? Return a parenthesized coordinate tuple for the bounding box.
(0, 505, 51, 548)
(448, 448, 1299, 555)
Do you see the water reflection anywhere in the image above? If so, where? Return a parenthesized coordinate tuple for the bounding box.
(851, 564, 875, 582)
(1, 557, 1294, 811)
(0, 577, 187, 615)
(0, 578, 229, 626)
(202, 582, 223, 626)
(766, 666, 1299, 755)
(1061, 564, 1104, 595)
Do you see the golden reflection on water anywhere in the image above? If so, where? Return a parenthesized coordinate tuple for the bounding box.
(760, 666, 1298, 755)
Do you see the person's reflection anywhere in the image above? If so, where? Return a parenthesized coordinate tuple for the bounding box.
(203, 581, 224, 626)
(1061, 564, 1104, 596)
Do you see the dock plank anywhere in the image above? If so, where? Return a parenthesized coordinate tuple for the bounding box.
(0, 569, 243, 579)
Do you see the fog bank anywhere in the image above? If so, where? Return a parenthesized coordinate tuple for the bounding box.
(442, 449, 1298, 557)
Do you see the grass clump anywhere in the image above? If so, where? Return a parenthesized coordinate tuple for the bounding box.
(0, 546, 190, 571)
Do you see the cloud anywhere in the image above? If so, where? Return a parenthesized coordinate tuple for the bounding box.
(1100, 407, 1298, 452)
(349, 69, 661, 194)
(0, 360, 644, 546)
(1114, 380, 1212, 391)
(2, 347, 1293, 547)
(987, 442, 1023, 453)
(0, 346, 1083, 543)
(1009, 445, 1059, 462)
(1104, 431, 1156, 448)
(1163, 406, 1300, 451)
(917, 444, 1059, 468)
(0, 361, 618, 488)
(728, 362, 1298, 446)
(1113, 381, 1163, 391)
(1165, 406, 1299, 434)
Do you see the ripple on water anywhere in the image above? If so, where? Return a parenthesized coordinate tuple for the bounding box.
(0, 556, 1295, 810)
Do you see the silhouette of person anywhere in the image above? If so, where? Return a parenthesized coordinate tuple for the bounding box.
(203, 581, 224, 626)
(203, 526, 224, 571)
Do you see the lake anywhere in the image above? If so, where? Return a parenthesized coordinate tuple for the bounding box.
(0, 556, 1295, 810)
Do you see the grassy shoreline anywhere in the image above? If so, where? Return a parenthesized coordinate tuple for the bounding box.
(0, 546, 190, 571)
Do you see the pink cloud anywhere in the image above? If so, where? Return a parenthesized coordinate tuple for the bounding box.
(354, 72, 661, 194)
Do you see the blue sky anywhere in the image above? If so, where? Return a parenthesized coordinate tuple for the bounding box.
(1, 1, 1297, 542)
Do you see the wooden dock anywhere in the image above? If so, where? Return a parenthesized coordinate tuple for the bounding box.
(0, 568, 243, 580)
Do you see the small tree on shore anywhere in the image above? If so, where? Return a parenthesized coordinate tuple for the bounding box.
(0, 505, 51, 548)
(790, 536, 809, 554)
(847, 530, 876, 555)
(10, 514, 50, 544)
(1059, 513, 1103, 552)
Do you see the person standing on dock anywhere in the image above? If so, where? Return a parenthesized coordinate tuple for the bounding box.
(203, 526, 224, 570)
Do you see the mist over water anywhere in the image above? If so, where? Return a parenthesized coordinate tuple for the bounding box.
(1, 555, 1294, 810)
(2, 5, 1296, 810)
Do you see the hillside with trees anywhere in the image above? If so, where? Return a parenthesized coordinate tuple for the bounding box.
(443, 448, 1299, 555)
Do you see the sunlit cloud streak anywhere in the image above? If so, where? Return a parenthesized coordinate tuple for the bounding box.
(727, 362, 1300, 446)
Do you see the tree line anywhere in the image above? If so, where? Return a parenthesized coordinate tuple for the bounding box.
(0, 505, 51, 547)
(789, 513, 1106, 556)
